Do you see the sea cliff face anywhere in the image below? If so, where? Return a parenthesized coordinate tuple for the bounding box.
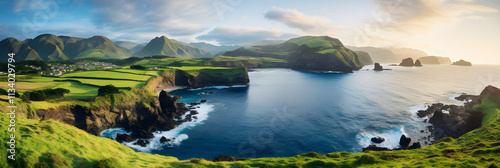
(162, 68, 250, 88)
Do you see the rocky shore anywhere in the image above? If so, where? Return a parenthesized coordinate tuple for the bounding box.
(364, 85, 500, 152)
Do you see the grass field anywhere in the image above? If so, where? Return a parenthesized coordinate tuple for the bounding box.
(108, 69, 161, 76)
(53, 81, 100, 99)
(60, 78, 145, 88)
(60, 71, 152, 81)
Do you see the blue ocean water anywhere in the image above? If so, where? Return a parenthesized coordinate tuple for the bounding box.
(102, 64, 500, 160)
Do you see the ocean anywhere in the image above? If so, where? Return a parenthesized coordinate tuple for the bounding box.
(100, 64, 500, 160)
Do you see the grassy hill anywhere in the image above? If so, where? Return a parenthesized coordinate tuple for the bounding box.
(0, 34, 132, 62)
(223, 36, 363, 72)
(1, 87, 499, 167)
(133, 36, 212, 58)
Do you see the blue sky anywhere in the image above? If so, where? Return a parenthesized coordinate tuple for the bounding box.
(1, 0, 500, 63)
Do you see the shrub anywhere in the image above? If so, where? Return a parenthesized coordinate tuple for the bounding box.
(21, 88, 70, 101)
(130, 65, 146, 70)
(98, 85, 120, 96)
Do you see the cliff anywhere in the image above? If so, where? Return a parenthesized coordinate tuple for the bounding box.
(160, 68, 250, 88)
(417, 56, 452, 64)
(224, 36, 363, 72)
(354, 51, 374, 66)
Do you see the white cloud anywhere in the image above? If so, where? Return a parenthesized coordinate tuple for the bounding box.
(91, 0, 217, 36)
(264, 7, 336, 34)
(197, 26, 296, 45)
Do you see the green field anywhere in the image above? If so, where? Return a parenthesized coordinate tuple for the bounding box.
(60, 78, 145, 88)
(108, 69, 161, 76)
(53, 81, 100, 99)
(60, 71, 153, 81)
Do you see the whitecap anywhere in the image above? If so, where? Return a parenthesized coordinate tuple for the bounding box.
(356, 127, 407, 150)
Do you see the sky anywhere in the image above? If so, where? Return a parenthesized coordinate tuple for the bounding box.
(0, 0, 499, 64)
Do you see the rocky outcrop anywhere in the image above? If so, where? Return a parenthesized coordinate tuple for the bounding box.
(452, 60, 472, 66)
(371, 137, 385, 143)
(480, 85, 500, 100)
(399, 135, 411, 148)
(374, 63, 383, 71)
(415, 60, 422, 66)
(36, 91, 189, 140)
(399, 58, 414, 66)
(362, 145, 390, 152)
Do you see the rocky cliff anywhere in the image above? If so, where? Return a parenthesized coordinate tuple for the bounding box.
(417, 56, 452, 64)
(35, 90, 189, 139)
(399, 58, 415, 66)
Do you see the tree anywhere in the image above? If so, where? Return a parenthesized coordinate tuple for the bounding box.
(98, 85, 120, 96)
(130, 65, 146, 70)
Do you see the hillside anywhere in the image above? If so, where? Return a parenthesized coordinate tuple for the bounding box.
(347, 46, 399, 63)
(189, 42, 240, 55)
(0, 34, 132, 61)
(417, 56, 452, 64)
(388, 48, 428, 60)
(354, 51, 374, 65)
(133, 36, 212, 58)
(224, 36, 363, 72)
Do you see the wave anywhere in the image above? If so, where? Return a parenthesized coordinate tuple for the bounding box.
(188, 85, 248, 91)
(99, 103, 215, 152)
(356, 127, 407, 150)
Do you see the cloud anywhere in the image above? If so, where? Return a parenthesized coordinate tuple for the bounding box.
(197, 26, 297, 45)
(353, 0, 498, 46)
(264, 7, 336, 34)
(91, 0, 217, 36)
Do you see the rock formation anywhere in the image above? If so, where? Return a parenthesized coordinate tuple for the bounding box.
(374, 63, 383, 71)
(399, 58, 414, 66)
(452, 59, 472, 66)
(414, 59, 422, 66)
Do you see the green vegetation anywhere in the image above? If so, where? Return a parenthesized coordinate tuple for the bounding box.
(1, 89, 498, 167)
(98, 85, 120, 96)
(60, 71, 152, 81)
(133, 35, 211, 58)
(21, 88, 70, 101)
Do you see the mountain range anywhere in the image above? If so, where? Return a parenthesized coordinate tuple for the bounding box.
(0, 34, 133, 61)
(133, 36, 211, 58)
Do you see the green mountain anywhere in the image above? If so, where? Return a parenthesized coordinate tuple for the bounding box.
(354, 51, 374, 65)
(224, 36, 363, 72)
(133, 36, 212, 58)
(0, 34, 132, 61)
(346, 46, 399, 63)
(188, 42, 240, 55)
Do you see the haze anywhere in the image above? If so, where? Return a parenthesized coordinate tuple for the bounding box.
(0, 0, 499, 64)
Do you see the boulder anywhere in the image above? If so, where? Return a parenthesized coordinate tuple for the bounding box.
(212, 155, 246, 162)
(374, 63, 383, 71)
(116, 133, 137, 143)
(200, 99, 207, 103)
(371, 137, 385, 143)
(414, 60, 422, 66)
(362, 145, 390, 152)
(160, 136, 171, 143)
(134, 139, 150, 147)
(399, 58, 414, 66)
(408, 142, 422, 149)
(399, 135, 411, 148)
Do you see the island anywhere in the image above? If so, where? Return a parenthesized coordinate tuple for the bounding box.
(452, 59, 472, 66)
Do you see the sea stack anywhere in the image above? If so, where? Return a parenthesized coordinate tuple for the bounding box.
(415, 60, 422, 66)
(452, 60, 472, 66)
(374, 63, 383, 71)
(399, 58, 414, 66)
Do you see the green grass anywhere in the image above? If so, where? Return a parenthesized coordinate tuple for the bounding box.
(60, 78, 145, 88)
(53, 81, 100, 99)
(108, 69, 161, 76)
(170, 66, 230, 71)
(60, 71, 152, 81)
